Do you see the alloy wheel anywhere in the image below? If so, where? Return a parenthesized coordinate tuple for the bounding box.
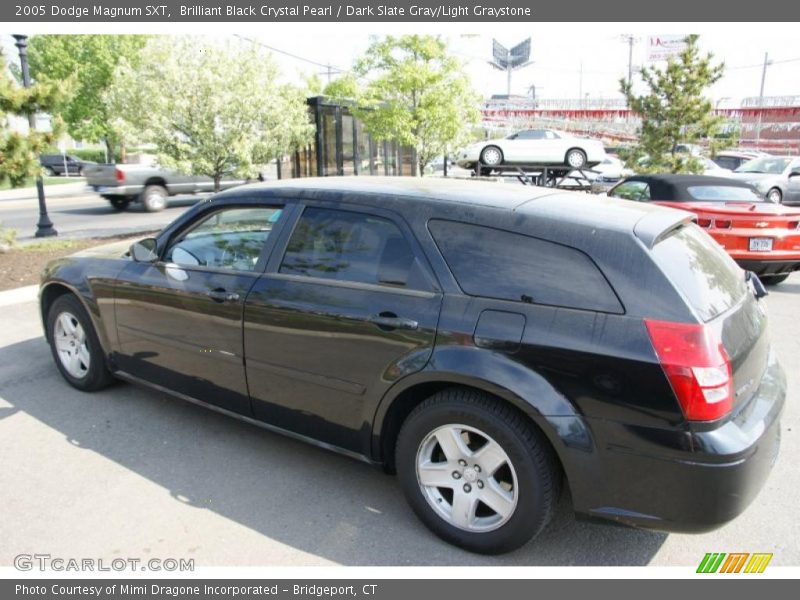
(54, 311, 90, 379)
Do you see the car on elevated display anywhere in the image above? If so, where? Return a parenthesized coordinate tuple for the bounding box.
(40, 177, 783, 554)
(608, 174, 800, 284)
(456, 129, 607, 175)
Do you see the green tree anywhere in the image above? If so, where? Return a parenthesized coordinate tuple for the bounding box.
(328, 35, 481, 175)
(107, 37, 312, 191)
(620, 35, 724, 173)
(1, 48, 64, 188)
(27, 34, 149, 161)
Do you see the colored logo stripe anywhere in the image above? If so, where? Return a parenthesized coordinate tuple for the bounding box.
(697, 552, 773, 573)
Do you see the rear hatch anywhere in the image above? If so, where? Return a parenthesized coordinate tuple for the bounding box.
(650, 224, 770, 416)
(83, 164, 120, 187)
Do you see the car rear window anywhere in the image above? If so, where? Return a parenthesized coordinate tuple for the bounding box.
(686, 186, 764, 202)
(651, 224, 746, 322)
(428, 220, 622, 313)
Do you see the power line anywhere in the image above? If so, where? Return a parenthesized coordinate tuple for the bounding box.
(233, 34, 348, 74)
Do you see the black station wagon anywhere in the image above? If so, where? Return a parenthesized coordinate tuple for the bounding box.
(40, 177, 785, 554)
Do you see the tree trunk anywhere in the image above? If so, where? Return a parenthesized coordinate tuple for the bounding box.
(104, 138, 115, 164)
(119, 136, 127, 164)
(213, 175, 221, 192)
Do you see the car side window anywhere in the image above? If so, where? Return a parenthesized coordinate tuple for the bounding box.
(543, 130, 558, 139)
(610, 181, 651, 202)
(280, 207, 430, 290)
(428, 220, 622, 314)
(164, 206, 283, 271)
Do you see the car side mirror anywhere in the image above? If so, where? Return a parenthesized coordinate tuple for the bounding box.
(130, 238, 158, 263)
(789, 168, 800, 178)
(745, 271, 768, 300)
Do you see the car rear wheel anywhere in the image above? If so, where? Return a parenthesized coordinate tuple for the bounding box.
(47, 294, 114, 391)
(396, 388, 559, 554)
(565, 148, 587, 169)
(766, 188, 782, 203)
(140, 184, 168, 212)
(761, 273, 790, 285)
(480, 146, 504, 167)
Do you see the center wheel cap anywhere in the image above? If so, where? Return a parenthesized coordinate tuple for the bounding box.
(463, 467, 478, 483)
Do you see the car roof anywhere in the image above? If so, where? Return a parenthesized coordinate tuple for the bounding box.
(213, 176, 688, 247)
(621, 174, 757, 200)
(215, 176, 559, 210)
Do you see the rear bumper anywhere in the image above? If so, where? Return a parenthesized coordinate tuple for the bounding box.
(88, 185, 144, 197)
(736, 259, 800, 276)
(568, 351, 785, 532)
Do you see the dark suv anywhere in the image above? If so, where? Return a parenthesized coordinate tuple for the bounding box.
(40, 153, 92, 176)
(40, 177, 784, 554)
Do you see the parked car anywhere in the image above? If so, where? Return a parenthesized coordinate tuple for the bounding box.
(699, 156, 733, 177)
(40, 177, 784, 554)
(40, 154, 93, 177)
(587, 155, 636, 193)
(457, 129, 606, 174)
(712, 150, 769, 171)
(607, 174, 800, 284)
(730, 155, 800, 204)
(83, 163, 246, 212)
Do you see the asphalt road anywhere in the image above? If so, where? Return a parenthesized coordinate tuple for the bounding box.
(0, 192, 203, 240)
(0, 273, 797, 568)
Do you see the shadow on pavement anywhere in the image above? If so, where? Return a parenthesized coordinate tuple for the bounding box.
(0, 336, 667, 566)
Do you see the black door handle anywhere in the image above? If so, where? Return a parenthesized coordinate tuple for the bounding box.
(368, 312, 419, 331)
(207, 288, 240, 303)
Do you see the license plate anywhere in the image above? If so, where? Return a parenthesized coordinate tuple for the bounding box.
(749, 238, 774, 252)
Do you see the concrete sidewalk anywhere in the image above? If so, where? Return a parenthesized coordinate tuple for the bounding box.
(0, 181, 87, 202)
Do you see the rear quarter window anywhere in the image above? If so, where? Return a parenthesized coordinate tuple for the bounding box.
(428, 220, 623, 313)
(651, 224, 746, 321)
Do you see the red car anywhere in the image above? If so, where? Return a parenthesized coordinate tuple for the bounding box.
(608, 174, 800, 284)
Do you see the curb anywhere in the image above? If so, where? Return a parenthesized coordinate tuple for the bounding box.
(0, 285, 38, 307)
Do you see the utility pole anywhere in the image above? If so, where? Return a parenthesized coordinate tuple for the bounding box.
(755, 52, 772, 149)
(578, 62, 583, 104)
(13, 34, 57, 238)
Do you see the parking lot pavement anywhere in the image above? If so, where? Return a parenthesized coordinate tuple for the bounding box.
(0, 275, 797, 567)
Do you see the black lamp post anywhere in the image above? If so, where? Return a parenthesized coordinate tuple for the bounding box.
(13, 34, 57, 238)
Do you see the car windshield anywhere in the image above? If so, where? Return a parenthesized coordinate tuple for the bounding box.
(735, 157, 791, 174)
(686, 186, 764, 202)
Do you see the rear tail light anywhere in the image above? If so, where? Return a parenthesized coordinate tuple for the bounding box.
(714, 219, 732, 229)
(697, 218, 712, 228)
(644, 319, 733, 421)
(115, 168, 125, 183)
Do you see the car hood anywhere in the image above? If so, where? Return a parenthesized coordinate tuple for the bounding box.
(729, 172, 782, 184)
(70, 238, 136, 260)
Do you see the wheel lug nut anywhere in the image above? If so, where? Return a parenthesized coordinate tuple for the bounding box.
(474, 465, 481, 473)
(452, 471, 461, 479)
(458, 459, 467, 466)
(463, 483, 472, 493)
(477, 480, 484, 489)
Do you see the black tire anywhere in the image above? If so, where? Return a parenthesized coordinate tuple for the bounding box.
(46, 167, 58, 177)
(479, 145, 504, 167)
(761, 273, 790, 285)
(47, 294, 114, 392)
(766, 188, 783, 204)
(396, 388, 560, 554)
(140, 184, 168, 212)
(108, 197, 131, 211)
(565, 148, 587, 169)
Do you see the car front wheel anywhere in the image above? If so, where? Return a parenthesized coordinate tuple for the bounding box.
(396, 388, 559, 554)
(766, 188, 782, 203)
(47, 294, 114, 391)
(480, 146, 504, 167)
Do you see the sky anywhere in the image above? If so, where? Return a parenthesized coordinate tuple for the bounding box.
(3, 23, 800, 106)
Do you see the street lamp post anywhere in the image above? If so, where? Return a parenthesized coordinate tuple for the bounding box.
(13, 34, 57, 238)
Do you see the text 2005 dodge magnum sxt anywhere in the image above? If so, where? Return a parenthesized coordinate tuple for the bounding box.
(40, 177, 784, 554)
